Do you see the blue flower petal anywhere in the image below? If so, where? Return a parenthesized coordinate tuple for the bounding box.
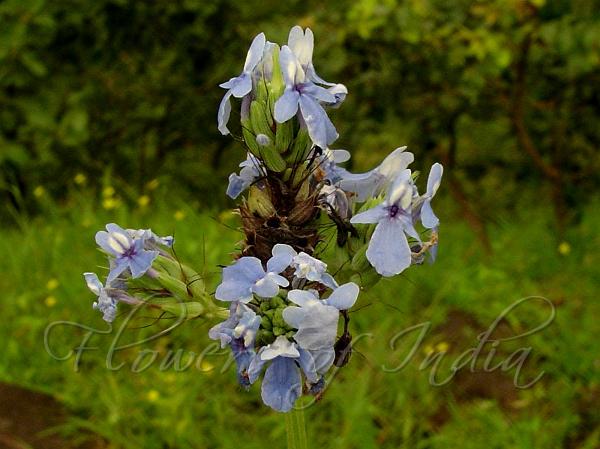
(230, 73, 252, 98)
(299, 94, 336, 148)
(261, 357, 302, 412)
(248, 353, 267, 384)
(324, 282, 359, 310)
(350, 204, 388, 224)
(226, 173, 247, 199)
(297, 348, 318, 383)
(243, 32, 267, 73)
(106, 258, 129, 283)
(274, 89, 300, 123)
(366, 218, 412, 277)
(128, 246, 158, 278)
(218, 90, 233, 135)
(421, 200, 439, 229)
(294, 304, 339, 350)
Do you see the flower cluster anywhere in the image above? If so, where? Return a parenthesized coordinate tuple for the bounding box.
(210, 26, 443, 411)
(83, 223, 174, 322)
(210, 244, 358, 411)
(81, 25, 444, 414)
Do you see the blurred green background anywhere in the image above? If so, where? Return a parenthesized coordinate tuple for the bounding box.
(1, 0, 599, 448)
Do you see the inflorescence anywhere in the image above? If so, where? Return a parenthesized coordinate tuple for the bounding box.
(83, 26, 443, 413)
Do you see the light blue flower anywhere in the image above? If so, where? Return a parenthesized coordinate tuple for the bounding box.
(339, 146, 414, 202)
(319, 184, 351, 220)
(215, 249, 291, 303)
(247, 336, 318, 412)
(274, 45, 338, 148)
(350, 170, 421, 276)
(95, 224, 159, 282)
(230, 337, 256, 388)
(84, 273, 142, 322)
(283, 283, 359, 351)
(312, 147, 351, 183)
(127, 228, 174, 248)
(218, 33, 267, 135)
(226, 153, 263, 199)
(83, 272, 118, 322)
(271, 244, 338, 289)
(287, 26, 348, 104)
(326, 83, 348, 108)
(208, 302, 261, 348)
(417, 163, 443, 229)
(209, 302, 260, 387)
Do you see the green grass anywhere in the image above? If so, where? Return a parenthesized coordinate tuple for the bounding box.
(1, 187, 599, 449)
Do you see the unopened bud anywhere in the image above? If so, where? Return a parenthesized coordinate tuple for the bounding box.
(287, 127, 311, 163)
(275, 120, 294, 153)
(250, 100, 274, 138)
(247, 185, 276, 218)
(256, 133, 271, 146)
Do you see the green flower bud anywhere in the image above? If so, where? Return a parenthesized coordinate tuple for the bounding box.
(261, 315, 273, 330)
(260, 300, 272, 312)
(250, 100, 274, 138)
(256, 77, 269, 104)
(256, 329, 275, 346)
(275, 120, 294, 153)
(271, 308, 287, 328)
(247, 185, 276, 218)
(242, 121, 261, 156)
(157, 272, 190, 301)
(268, 46, 285, 110)
(160, 301, 205, 319)
(287, 128, 311, 163)
(270, 296, 285, 308)
(273, 326, 286, 336)
(260, 145, 287, 172)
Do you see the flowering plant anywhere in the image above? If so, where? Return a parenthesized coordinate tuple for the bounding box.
(82, 25, 443, 420)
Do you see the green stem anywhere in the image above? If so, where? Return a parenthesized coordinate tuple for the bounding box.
(285, 404, 308, 449)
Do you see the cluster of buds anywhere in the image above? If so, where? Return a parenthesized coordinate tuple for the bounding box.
(82, 26, 443, 413)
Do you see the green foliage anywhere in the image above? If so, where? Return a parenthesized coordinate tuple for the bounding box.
(1, 0, 599, 228)
(0, 190, 599, 448)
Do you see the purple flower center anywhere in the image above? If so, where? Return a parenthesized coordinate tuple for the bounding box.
(388, 204, 400, 218)
(122, 246, 137, 259)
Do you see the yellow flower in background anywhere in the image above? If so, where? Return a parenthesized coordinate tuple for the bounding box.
(164, 373, 177, 384)
(46, 278, 59, 290)
(45, 296, 57, 307)
(423, 344, 434, 356)
(74, 173, 87, 185)
(146, 179, 160, 190)
(558, 242, 571, 256)
(103, 186, 115, 197)
(102, 197, 120, 210)
(436, 341, 450, 353)
(138, 195, 150, 207)
(199, 360, 214, 374)
(146, 389, 160, 402)
(33, 186, 45, 198)
(174, 210, 186, 221)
